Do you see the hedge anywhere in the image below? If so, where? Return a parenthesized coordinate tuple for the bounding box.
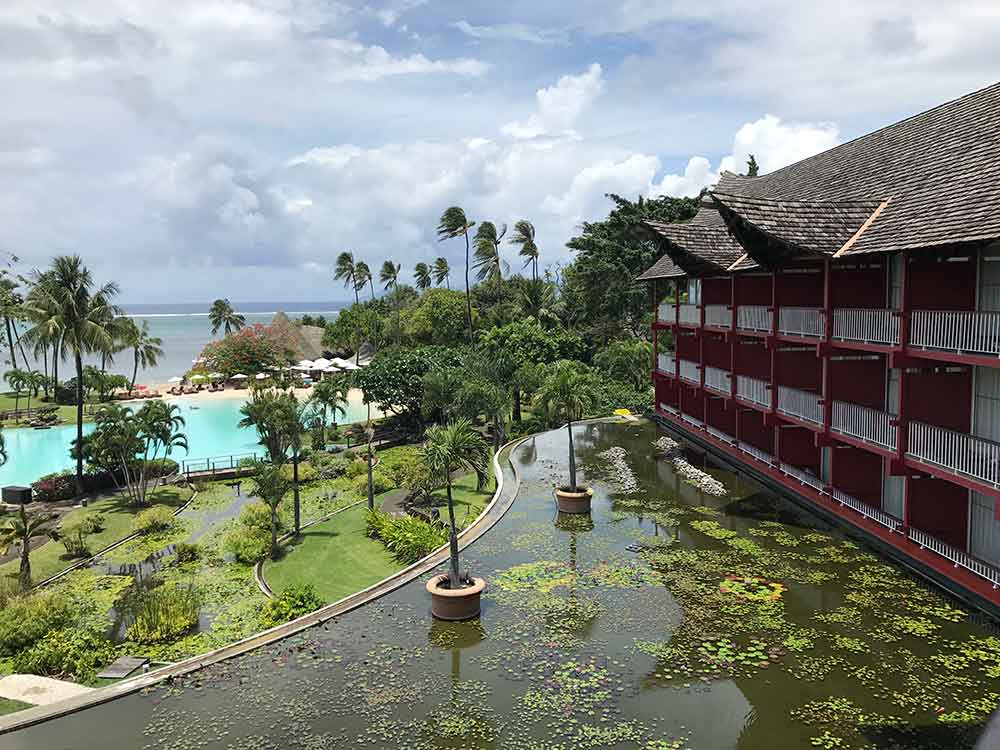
(30, 458, 180, 503)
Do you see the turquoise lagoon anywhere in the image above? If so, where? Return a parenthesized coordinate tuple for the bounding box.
(0, 394, 373, 488)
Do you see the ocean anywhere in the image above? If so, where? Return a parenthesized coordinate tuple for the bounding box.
(2, 302, 342, 386)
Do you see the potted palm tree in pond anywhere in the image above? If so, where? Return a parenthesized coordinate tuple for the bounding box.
(536, 361, 600, 514)
(423, 418, 491, 620)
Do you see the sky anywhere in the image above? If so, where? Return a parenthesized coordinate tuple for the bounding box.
(2, 0, 999, 306)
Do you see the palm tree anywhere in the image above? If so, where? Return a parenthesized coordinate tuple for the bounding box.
(309, 376, 349, 444)
(432, 257, 451, 289)
(437, 207, 476, 342)
(249, 460, 291, 560)
(535, 361, 600, 493)
(473, 221, 508, 301)
(22, 370, 45, 417)
(1, 505, 54, 590)
(414, 262, 432, 292)
(0, 428, 6, 466)
(334, 251, 360, 305)
(510, 220, 539, 281)
(355, 262, 374, 300)
(380, 261, 402, 343)
(422, 419, 491, 587)
(22, 256, 120, 494)
(122, 319, 164, 393)
(348, 420, 377, 510)
(3, 368, 26, 418)
(21, 269, 64, 391)
(208, 299, 245, 336)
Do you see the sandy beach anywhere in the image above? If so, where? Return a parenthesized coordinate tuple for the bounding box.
(149, 383, 380, 417)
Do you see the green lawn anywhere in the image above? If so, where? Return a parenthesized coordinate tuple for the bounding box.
(0, 697, 32, 716)
(0, 485, 192, 585)
(263, 502, 401, 603)
(0, 391, 82, 428)
(424, 470, 494, 528)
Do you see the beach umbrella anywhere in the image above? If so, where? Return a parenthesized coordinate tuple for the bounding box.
(297, 359, 315, 369)
(190, 374, 207, 381)
(340, 361, 360, 370)
(168, 376, 183, 383)
(255, 373, 268, 380)
(323, 365, 341, 374)
(312, 357, 332, 369)
(209, 372, 225, 380)
(231, 374, 248, 380)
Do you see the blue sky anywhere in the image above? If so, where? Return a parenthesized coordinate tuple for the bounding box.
(2, 0, 999, 305)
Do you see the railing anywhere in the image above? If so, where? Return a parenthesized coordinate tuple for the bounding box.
(908, 527, 1000, 589)
(738, 441, 774, 465)
(681, 413, 703, 428)
(657, 353, 676, 374)
(658, 402, 678, 415)
(778, 306, 825, 339)
(832, 488, 901, 532)
(910, 309, 1000, 357)
(831, 401, 897, 451)
(832, 308, 899, 346)
(779, 462, 825, 493)
(704, 366, 731, 394)
(736, 375, 771, 408)
(182, 451, 262, 477)
(777, 385, 823, 425)
(908, 421, 1000, 488)
(678, 304, 700, 326)
(704, 304, 731, 329)
(707, 425, 735, 444)
(657, 302, 675, 325)
(737, 305, 772, 333)
(679, 359, 700, 384)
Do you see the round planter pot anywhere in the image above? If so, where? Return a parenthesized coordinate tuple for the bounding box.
(426, 574, 486, 621)
(554, 486, 593, 514)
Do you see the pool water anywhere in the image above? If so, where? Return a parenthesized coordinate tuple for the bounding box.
(6, 420, 996, 749)
(0, 394, 375, 488)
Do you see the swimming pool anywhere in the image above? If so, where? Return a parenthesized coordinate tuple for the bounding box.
(0, 393, 376, 488)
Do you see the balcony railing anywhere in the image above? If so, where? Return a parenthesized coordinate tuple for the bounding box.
(657, 302, 674, 324)
(777, 385, 823, 425)
(678, 304, 700, 326)
(704, 366, 731, 394)
(738, 441, 774, 465)
(657, 353, 676, 374)
(908, 527, 1000, 589)
(908, 421, 1000, 489)
(658, 402, 678, 415)
(706, 425, 735, 445)
(778, 307, 825, 339)
(910, 309, 1000, 357)
(832, 308, 900, 346)
(779, 462, 825, 493)
(737, 305, 772, 333)
(681, 413, 703, 428)
(831, 401, 897, 451)
(679, 359, 700, 384)
(704, 304, 731, 329)
(736, 375, 771, 408)
(832, 488, 901, 533)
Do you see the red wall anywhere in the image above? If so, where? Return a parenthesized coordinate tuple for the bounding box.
(831, 262, 887, 308)
(779, 425, 821, 472)
(833, 444, 882, 507)
(735, 338, 770, 379)
(676, 331, 700, 360)
(679, 385, 704, 421)
(777, 348, 822, 391)
(830, 354, 886, 409)
(778, 268, 823, 306)
(706, 396, 735, 435)
(654, 376, 677, 407)
(906, 368, 972, 432)
(736, 274, 772, 306)
(703, 277, 731, 305)
(909, 256, 976, 311)
(738, 409, 773, 454)
(703, 333, 731, 370)
(909, 476, 969, 550)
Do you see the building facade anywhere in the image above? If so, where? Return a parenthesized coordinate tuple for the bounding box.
(639, 82, 1000, 613)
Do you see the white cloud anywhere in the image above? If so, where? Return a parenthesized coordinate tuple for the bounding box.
(321, 38, 488, 82)
(452, 20, 568, 45)
(502, 63, 604, 140)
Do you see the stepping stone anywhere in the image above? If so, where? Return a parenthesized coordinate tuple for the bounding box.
(0, 675, 94, 706)
(96, 655, 149, 680)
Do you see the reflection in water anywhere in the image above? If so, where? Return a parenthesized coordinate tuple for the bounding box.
(8, 420, 995, 750)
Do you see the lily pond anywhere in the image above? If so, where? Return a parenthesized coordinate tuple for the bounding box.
(6, 419, 998, 749)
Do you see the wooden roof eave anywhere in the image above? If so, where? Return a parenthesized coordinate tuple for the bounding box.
(639, 223, 729, 277)
(710, 196, 823, 270)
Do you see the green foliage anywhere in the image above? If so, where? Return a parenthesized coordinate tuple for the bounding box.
(174, 542, 201, 563)
(322, 300, 382, 356)
(353, 467, 393, 496)
(122, 580, 200, 644)
(198, 323, 286, 375)
(55, 516, 95, 558)
(12, 627, 115, 683)
(402, 288, 471, 346)
(593, 339, 653, 390)
(239, 500, 278, 533)
(133, 505, 174, 534)
(0, 592, 73, 656)
(223, 526, 270, 564)
(353, 346, 460, 421)
(259, 583, 325, 628)
(366, 509, 448, 564)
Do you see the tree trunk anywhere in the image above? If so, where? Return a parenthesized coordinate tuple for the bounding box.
(11, 322, 30, 371)
(131, 349, 139, 392)
(74, 351, 85, 494)
(270, 509, 278, 559)
(293, 451, 301, 535)
(3, 318, 14, 369)
(366, 441, 374, 511)
(52, 342, 59, 389)
(445, 475, 461, 587)
(513, 389, 522, 422)
(464, 232, 474, 343)
(19, 534, 31, 591)
(567, 420, 577, 492)
(41, 348, 49, 398)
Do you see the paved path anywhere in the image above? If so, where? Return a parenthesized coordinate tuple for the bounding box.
(379, 489, 408, 517)
(0, 676, 93, 707)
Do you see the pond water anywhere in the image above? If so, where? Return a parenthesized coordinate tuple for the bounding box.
(5, 420, 996, 749)
(0, 393, 374, 488)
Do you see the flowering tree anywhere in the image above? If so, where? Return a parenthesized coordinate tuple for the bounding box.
(198, 324, 290, 376)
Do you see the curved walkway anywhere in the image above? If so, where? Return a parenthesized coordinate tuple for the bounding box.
(0, 436, 526, 735)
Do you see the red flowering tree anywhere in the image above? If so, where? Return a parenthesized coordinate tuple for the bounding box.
(199, 324, 292, 376)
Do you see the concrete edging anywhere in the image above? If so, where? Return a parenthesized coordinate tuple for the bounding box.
(0, 435, 527, 735)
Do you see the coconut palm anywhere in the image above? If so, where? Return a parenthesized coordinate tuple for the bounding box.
(432, 257, 451, 289)
(348, 420, 377, 510)
(249, 459, 291, 560)
(534, 361, 600, 493)
(473, 221, 508, 301)
(208, 298, 245, 336)
(414, 262, 432, 292)
(334, 251, 361, 305)
(353, 262, 374, 301)
(122, 319, 164, 393)
(1, 505, 54, 590)
(380, 261, 402, 343)
(422, 419, 491, 587)
(3, 368, 26, 418)
(437, 207, 476, 342)
(21, 270, 65, 390)
(510, 220, 539, 281)
(309, 376, 349, 438)
(22, 257, 121, 493)
(22, 370, 45, 417)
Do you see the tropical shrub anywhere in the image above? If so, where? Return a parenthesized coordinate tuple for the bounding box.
(31, 472, 78, 503)
(279, 462, 317, 483)
(223, 526, 270, 564)
(353, 468, 393, 496)
(122, 581, 200, 644)
(55, 517, 94, 558)
(0, 592, 73, 655)
(344, 459, 368, 479)
(365, 510, 447, 564)
(239, 501, 278, 533)
(133, 506, 174, 534)
(12, 627, 115, 682)
(310, 452, 350, 479)
(259, 584, 325, 628)
(174, 542, 200, 563)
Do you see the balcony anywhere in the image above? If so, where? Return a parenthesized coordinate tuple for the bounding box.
(704, 304, 731, 329)
(704, 366, 731, 394)
(832, 308, 900, 346)
(908, 421, 1000, 489)
(777, 385, 823, 425)
(778, 307, 825, 339)
(737, 305, 772, 333)
(831, 401, 897, 451)
(678, 304, 700, 326)
(832, 488, 901, 533)
(657, 302, 674, 324)
(738, 440, 774, 465)
(679, 359, 700, 384)
(908, 527, 1000, 588)
(779, 462, 825, 493)
(910, 309, 1000, 357)
(736, 374, 771, 408)
(657, 353, 676, 374)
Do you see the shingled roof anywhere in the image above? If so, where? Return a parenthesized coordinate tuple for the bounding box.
(713, 81, 1000, 256)
(636, 252, 686, 280)
(640, 206, 749, 278)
